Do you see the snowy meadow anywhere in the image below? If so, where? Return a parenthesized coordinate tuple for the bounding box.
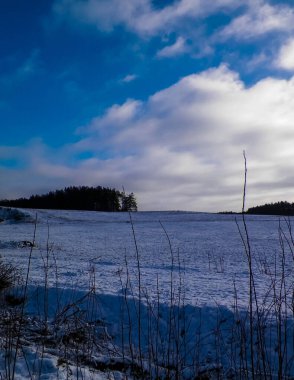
(0, 207, 293, 379)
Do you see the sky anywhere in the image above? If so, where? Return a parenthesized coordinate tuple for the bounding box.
(1, 0, 294, 212)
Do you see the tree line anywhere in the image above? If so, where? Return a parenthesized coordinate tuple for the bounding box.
(247, 201, 294, 216)
(0, 186, 138, 212)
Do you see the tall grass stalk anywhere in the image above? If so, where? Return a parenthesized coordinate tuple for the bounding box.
(128, 211, 144, 374)
(11, 214, 37, 380)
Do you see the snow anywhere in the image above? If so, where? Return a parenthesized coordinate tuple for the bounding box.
(0, 207, 293, 378)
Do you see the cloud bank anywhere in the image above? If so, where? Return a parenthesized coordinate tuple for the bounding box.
(2, 65, 294, 211)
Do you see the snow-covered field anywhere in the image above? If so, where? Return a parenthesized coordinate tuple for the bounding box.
(0, 207, 293, 379)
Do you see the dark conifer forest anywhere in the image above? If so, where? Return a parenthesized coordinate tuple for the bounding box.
(247, 201, 294, 216)
(0, 186, 138, 212)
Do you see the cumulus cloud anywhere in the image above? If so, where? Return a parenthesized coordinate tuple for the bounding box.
(80, 99, 142, 132)
(68, 65, 294, 210)
(276, 38, 294, 71)
(3, 65, 294, 211)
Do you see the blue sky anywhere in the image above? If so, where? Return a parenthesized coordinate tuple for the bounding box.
(1, 0, 294, 211)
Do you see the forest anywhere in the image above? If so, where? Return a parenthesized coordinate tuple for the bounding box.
(247, 201, 294, 216)
(0, 186, 137, 212)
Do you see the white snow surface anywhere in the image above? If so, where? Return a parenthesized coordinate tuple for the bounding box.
(0, 208, 293, 379)
(0, 208, 291, 307)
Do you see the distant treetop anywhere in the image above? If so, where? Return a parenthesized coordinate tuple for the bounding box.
(0, 186, 138, 212)
(247, 201, 294, 216)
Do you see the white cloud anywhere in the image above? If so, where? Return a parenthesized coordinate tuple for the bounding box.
(51, 0, 294, 77)
(246, 52, 269, 71)
(3, 66, 294, 211)
(219, 1, 294, 40)
(276, 38, 294, 71)
(157, 36, 188, 58)
(69, 65, 294, 210)
(53, 0, 242, 37)
(53, 0, 149, 32)
(54, 0, 294, 42)
(120, 74, 138, 83)
(82, 99, 142, 132)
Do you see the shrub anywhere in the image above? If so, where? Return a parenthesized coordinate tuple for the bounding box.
(0, 259, 19, 292)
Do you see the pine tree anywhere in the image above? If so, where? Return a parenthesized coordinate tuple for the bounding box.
(121, 192, 138, 212)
